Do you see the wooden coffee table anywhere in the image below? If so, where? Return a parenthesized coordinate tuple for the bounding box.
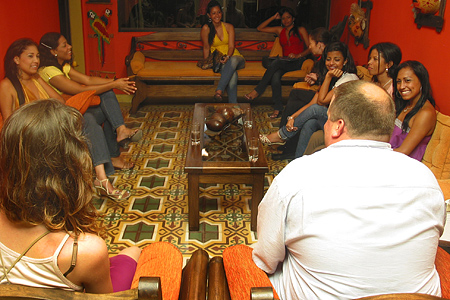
(184, 103, 268, 231)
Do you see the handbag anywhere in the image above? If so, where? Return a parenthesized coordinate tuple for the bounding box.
(212, 50, 226, 73)
(197, 53, 213, 70)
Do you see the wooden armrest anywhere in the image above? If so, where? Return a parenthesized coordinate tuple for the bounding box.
(208, 256, 230, 300)
(179, 248, 209, 300)
(251, 287, 274, 300)
(0, 277, 160, 300)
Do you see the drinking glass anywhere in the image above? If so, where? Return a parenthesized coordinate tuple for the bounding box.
(191, 122, 201, 145)
(248, 137, 259, 162)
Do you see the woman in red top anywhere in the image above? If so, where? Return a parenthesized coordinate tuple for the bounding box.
(244, 7, 310, 118)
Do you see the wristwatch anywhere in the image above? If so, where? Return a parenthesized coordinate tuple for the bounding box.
(287, 116, 294, 120)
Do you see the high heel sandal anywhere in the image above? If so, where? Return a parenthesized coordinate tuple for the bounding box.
(244, 94, 254, 101)
(94, 178, 131, 202)
(118, 129, 143, 148)
(213, 92, 223, 102)
(259, 134, 285, 146)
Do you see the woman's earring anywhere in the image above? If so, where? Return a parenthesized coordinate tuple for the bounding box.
(395, 90, 402, 99)
(54, 54, 57, 57)
(386, 68, 389, 72)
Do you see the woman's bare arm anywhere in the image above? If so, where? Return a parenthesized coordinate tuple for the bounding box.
(200, 24, 211, 59)
(48, 68, 136, 95)
(257, 13, 282, 35)
(394, 102, 436, 155)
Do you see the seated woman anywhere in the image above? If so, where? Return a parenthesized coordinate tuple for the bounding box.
(0, 99, 141, 292)
(38, 32, 141, 169)
(390, 60, 436, 161)
(244, 7, 310, 118)
(274, 27, 337, 159)
(201, 0, 245, 103)
(259, 41, 359, 159)
(367, 42, 402, 96)
(300, 42, 403, 158)
(0, 38, 131, 201)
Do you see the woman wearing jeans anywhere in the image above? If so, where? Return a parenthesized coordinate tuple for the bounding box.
(200, 0, 245, 103)
(38, 32, 142, 201)
(260, 42, 359, 159)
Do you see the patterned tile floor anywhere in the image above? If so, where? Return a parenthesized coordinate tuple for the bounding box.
(96, 103, 288, 262)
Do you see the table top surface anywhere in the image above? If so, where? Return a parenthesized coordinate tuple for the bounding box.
(185, 103, 268, 174)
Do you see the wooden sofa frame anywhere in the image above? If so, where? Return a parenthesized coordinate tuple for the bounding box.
(125, 29, 311, 114)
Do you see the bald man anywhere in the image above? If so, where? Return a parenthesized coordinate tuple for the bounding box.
(226, 81, 446, 300)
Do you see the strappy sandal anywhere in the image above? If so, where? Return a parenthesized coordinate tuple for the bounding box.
(244, 93, 254, 101)
(214, 92, 223, 102)
(259, 134, 285, 146)
(269, 110, 281, 119)
(94, 178, 131, 202)
(118, 129, 143, 148)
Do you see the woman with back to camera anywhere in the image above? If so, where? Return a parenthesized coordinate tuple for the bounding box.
(391, 60, 436, 161)
(244, 6, 310, 118)
(0, 38, 131, 202)
(0, 99, 141, 292)
(201, 0, 245, 103)
(260, 41, 359, 159)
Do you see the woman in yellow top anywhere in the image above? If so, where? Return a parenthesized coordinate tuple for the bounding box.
(0, 38, 131, 202)
(200, 0, 245, 103)
(0, 39, 63, 120)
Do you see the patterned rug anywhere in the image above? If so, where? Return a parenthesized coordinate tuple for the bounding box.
(96, 103, 288, 262)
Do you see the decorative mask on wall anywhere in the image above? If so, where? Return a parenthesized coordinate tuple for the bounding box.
(348, 1, 372, 49)
(348, 3, 366, 39)
(413, 0, 441, 15)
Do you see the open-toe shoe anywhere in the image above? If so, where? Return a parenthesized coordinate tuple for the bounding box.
(244, 93, 255, 101)
(118, 129, 143, 148)
(94, 178, 131, 202)
(213, 92, 223, 102)
(269, 110, 281, 119)
(259, 134, 285, 146)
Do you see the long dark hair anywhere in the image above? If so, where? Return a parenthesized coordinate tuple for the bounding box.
(368, 42, 402, 82)
(278, 7, 301, 41)
(206, 0, 223, 45)
(393, 60, 435, 132)
(3, 38, 38, 106)
(309, 27, 336, 46)
(316, 41, 357, 85)
(309, 27, 338, 75)
(39, 32, 71, 70)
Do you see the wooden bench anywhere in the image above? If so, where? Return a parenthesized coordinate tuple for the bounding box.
(125, 29, 313, 114)
(0, 277, 162, 300)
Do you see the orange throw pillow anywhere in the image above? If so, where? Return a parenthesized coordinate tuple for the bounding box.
(65, 90, 101, 114)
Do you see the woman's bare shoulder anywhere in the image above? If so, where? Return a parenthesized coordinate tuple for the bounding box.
(0, 77, 14, 90)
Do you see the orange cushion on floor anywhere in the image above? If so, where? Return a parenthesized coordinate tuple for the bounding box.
(223, 245, 280, 300)
(131, 242, 183, 300)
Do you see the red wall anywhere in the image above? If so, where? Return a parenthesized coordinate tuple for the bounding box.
(0, 0, 60, 79)
(330, 0, 450, 114)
